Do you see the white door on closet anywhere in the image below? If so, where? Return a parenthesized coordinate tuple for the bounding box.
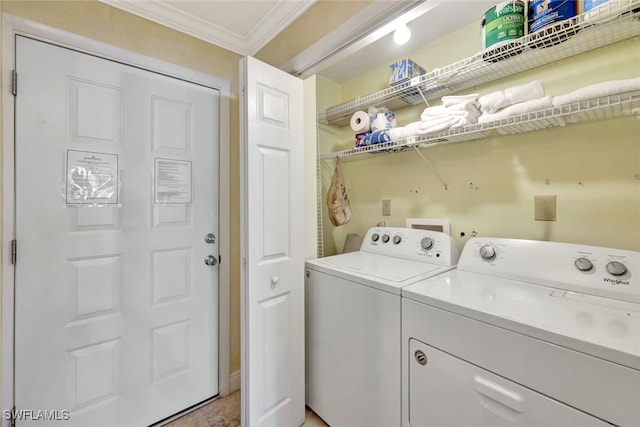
(14, 35, 219, 426)
(241, 56, 305, 427)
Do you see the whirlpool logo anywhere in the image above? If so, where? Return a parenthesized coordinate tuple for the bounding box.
(602, 277, 630, 286)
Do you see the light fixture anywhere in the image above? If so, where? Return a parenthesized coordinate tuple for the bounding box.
(393, 23, 411, 45)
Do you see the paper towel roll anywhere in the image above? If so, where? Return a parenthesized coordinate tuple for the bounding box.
(350, 111, 370, 133)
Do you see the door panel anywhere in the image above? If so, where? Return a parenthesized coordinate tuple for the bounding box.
(14, 36, 219, 426)
(242, 56, 305, 427)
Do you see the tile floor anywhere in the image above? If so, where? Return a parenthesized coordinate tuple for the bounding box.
(165, 392, 329, 427)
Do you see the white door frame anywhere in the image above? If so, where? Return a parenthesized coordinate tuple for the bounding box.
(1, 13, 231, 424)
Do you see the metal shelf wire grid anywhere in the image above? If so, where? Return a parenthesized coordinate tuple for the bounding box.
(318, 90, 640, 161)
(318, 0, 640, 126)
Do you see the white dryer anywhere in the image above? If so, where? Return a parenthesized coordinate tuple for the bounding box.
(402, 237, 640, 427)
(305, 226, 459, 427)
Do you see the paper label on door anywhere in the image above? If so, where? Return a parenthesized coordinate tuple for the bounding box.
(154, 158, 193, 205)
(66, 150, 119, 206)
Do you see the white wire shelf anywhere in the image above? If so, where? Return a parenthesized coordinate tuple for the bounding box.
(318, 90, 640, 161)
(318, 0, 640, 126)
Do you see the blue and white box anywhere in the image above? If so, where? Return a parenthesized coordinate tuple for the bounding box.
(389, 58, 426, 85)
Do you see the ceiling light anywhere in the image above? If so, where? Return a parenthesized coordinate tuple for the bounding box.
(393, 23, 411, 45)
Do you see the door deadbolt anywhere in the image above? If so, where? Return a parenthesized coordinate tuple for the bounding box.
(204, 255, 217, 266)
(205, 233, 216, 244)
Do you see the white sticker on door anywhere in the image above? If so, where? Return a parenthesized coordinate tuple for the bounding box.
(66, 150, 119, 206)
(154, 158, 193, 205)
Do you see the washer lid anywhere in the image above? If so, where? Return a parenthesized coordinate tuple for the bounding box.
(402, 270, 640, 370)
(307, 252, 449, 294)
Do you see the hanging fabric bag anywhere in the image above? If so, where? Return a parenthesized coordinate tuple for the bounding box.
(326, 157, 352, 226)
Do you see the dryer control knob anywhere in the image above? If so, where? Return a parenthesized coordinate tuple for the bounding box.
(371, 233, 380, 242)
(381, 234, 390, 243)
(606, 261, 627, 276)
(421, 237, 434, 250)
(574, 257, 593, 272)
(479, 244, 496, 260)
(393, 235, 402, 245)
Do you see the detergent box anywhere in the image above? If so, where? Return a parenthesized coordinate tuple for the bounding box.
(389, 58, 426, 85)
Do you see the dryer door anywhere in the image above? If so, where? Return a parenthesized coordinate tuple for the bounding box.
(409, 339, 610, 427)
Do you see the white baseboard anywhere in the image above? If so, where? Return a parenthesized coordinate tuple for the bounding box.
(230, 369, 241, 393)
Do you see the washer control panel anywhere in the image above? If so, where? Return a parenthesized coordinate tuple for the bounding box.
(459, 238, 640, 303)
(362, 227, 459, 267)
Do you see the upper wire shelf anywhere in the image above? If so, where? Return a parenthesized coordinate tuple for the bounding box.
(318, 0, 640, 126)
(318, 90, 640, 161)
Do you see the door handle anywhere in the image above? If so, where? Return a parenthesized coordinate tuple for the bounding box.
(204, 255, 218, 266)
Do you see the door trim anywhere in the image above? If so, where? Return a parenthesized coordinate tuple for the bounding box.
(1, 13, 232, 424)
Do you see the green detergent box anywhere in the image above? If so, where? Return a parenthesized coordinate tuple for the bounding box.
(389, 58, 426, 85)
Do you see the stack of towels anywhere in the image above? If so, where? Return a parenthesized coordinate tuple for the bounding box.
(477, 80, 566, 134)
(476, 77, 640, 133)
(389, 95, 482, 140)
(552, 77, 640, 108)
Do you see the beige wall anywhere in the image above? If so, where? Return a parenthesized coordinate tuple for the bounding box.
(0, 0, 243, 376)
(319, 22, 640, 256)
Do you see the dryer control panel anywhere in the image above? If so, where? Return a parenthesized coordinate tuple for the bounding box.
(459, 238, 639, 303)
(362, 227, 459, 267)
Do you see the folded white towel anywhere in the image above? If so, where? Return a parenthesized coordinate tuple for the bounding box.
(416, 117, 457, 134)
(478, 96, 554, 123)
(420, 106, 469, 119)
(388, 127, 406, 140)
(421, 104, 480, 122)
(552, 78, 640, 106)
(479, 80, 545, 114)
(446, 101, 482, 120)
(441, 94, 479, 107)
(388, 121, 429, 139)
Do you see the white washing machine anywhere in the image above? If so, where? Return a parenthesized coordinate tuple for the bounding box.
(402, 237, 640, 427)
(305, 226, 459, 427)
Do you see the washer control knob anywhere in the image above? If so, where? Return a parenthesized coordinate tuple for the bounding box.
(381, 234, 390, 243)
(574, 257, 593, 272)
(371, 233, 380, 242)
(479, 244, 496, 260)
(393, 235, 402, 245)
(421, 237, 434, 250)
(606, 261, 627, 276)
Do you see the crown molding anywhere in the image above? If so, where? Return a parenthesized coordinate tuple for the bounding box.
(100, 0, 315, 55)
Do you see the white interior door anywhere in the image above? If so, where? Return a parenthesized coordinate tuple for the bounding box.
(241, 56, 305, 427)
(14, 35, 219, 426)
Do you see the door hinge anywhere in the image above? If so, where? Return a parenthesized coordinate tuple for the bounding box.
(11, 240, 17, 264)
(11, 70, 17, 96)
(10, 405, 16, 427)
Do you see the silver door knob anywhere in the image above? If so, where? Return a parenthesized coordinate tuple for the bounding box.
(204, 255, 217, 266)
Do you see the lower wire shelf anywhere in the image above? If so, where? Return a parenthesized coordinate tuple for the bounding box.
(318, 90, 640, 162)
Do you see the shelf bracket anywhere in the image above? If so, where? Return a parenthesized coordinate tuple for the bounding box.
(412, 145, 448, 190)
(416, 85, 431, 108)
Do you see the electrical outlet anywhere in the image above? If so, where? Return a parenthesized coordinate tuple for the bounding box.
(534, 195, 557, 221)
(382, 199, 391, 216)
